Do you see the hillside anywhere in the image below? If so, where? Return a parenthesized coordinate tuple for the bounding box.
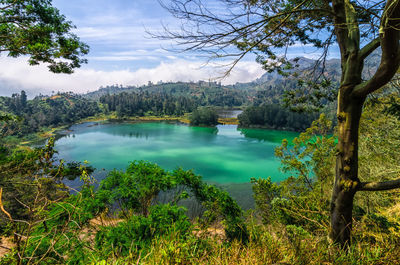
(85, 81, 253, 108)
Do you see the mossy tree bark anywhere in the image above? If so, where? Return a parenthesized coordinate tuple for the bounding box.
(330, 91, 365, 246)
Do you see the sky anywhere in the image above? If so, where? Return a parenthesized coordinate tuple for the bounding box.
(0, 0, 338, 96)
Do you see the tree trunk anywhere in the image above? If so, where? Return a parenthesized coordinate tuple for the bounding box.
(330, 90, 365, 246)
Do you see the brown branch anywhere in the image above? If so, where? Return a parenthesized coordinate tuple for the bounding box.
(359, 177, 400, 191)
(0, 188, 12, 221)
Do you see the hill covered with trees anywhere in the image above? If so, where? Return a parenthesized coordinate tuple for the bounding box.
(0, 92, 101, 137)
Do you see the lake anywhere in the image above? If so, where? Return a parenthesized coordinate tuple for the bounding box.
(56, 121, 297, 183)
(55, 122, 298, 209)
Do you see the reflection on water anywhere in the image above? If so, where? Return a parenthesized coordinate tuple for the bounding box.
(238, 127, 295, 142)
(217, 109, 243, 118)
(67, 122, 220, 140)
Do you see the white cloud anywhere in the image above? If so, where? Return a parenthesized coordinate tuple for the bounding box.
(0, 57, 265, 96)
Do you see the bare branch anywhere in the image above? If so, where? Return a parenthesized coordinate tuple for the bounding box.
(154, 0, 335, 75)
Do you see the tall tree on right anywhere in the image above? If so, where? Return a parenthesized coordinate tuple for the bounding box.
(157, 0, 400, 246)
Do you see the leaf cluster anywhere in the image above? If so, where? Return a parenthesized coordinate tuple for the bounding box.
(0, 0, 89, 73)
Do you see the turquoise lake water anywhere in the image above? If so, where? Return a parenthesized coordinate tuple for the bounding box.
(55, 122, 298, 184)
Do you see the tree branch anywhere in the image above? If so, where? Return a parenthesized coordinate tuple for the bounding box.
(352, 0, 400, 97)
(332, 0, 350, 66)
(0, 188, 12, 221)
(358, 37, 380, 61)
(359, 177, 400, 191)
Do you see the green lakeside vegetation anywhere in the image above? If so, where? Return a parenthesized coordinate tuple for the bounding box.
(1, 95, 400, 264)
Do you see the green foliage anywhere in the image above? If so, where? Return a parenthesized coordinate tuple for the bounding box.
(95, 204, 191, 258)
(357, 96, 400, 213)
(0, 137, 93, 247)
(94, 81, 247, 108)
(384, 95, 400, 119)
(0, 92, 101, 136)
(1, 161, 248, 264)
(189, 106, 219, 126)
(21, 186, 99, 265)
(172, 167, 248, 242)
(251, 177, 281, 223)
(97, 161, 175, 216)
(100, 91, 198, 117)
(3, 99, 400, 264)
(360, 213, 399, 235)
(96, 161, 248, 242)
(0, 0, 88, 73)
(252, 114, 335, 232)
(250, 99, 400, 248)
(274, 113, 335, 194)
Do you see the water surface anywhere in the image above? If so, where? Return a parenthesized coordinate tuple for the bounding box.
(56, 122, 297, 184)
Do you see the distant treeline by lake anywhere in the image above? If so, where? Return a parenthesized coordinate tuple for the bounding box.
(1, 87, 334, 138)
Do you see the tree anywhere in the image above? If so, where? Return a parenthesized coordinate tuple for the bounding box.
(189, 106, 219, 126)
(158, 0, 400, 246)
(20, 90, 27, 109)
(0, 0, 88, 73)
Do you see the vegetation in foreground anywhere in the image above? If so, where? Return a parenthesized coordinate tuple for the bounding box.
(1, 96, 400, 264)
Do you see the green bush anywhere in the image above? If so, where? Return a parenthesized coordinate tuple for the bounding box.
(95, 204, 191, 257)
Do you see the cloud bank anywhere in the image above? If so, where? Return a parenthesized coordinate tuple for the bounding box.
(0, 57, 266, 96)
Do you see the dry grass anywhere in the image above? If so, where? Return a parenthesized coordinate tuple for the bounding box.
(0, 237, 15, 258)
(218, 118, 238, 125)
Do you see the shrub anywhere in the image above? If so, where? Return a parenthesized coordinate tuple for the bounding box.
(95, 204, 191, 257)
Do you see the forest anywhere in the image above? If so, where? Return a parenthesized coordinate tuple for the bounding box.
(1, 0, 400, 264)
(0, 92, 101, 137)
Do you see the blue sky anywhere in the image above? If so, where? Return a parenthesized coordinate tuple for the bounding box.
(54, 0, 181, 71)
(0, 0, 339, 96)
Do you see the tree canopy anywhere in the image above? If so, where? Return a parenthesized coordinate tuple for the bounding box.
(0, 0, 88, 73)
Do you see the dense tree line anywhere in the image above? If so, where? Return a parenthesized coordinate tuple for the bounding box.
(0, 91, 101, 136)
(238, 104, 319, 132)
(89, 82, 249, 108)
(99, 91, 198, 117)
